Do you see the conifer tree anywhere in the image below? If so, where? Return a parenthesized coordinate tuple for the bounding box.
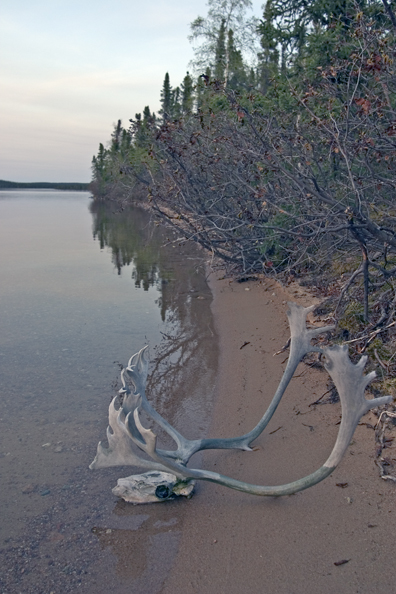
(111, 120, 122, 153)
(120, 129, 131, 155)
(181, 72, 194, 115)
(257, 0, 281, 92)
(214, 19, 227, 80)
(143, 105, 152, 122)
(134, 106, 155, 147)
(189, 0, 259, 80)
(196, 68, 210, 111)
(91, 143, 108, 196)
(258, 0, 391, 76)
(172, 86, 182, 119)
(159, 72, 173, 122)
(227, 29, 247, 89)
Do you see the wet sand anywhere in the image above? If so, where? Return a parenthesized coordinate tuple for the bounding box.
(161, 274, 395, 594)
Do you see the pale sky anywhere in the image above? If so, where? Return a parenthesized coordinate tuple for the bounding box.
(0, 0, 264, 183)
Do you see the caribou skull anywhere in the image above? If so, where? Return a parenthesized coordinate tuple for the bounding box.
(90, 302, 392, 503)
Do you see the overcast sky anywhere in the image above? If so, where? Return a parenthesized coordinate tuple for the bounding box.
(0, 0, 264, 183)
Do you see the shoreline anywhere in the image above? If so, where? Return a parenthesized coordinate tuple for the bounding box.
(161, 273, 395, 594)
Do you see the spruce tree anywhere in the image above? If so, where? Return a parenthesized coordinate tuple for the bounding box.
(214, 19, 227, 80)
(110, 120, 122, 153)
(172, 86, 182, 119)
(159, 72, 173, 122)
(134, 106, 154, 147)
(257, 0, 280, 92)
(189, 0, 259, 76)
(181, 72, 194, 115)
(227, 29, 247, 89)
(143, 105, 152, 122)
(196, 67, 211, 111)
(91, 143, 108, 196)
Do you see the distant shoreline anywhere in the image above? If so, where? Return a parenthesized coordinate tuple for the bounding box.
(0, 180, 90, 191)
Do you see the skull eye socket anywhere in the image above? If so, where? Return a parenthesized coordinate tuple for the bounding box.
(155, 484, 171, 499)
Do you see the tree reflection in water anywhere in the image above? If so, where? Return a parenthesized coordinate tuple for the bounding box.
(90, 200, 218, 446)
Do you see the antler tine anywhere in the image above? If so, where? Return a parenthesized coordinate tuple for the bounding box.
(125, 407, 187, 479)
(119, 368, 131, 395)
(323, 345, 392, 468)
(194, 302, 335, 453)
(134, 345, 392, 497)
(89, 396, 167, 472)
(125, 346, 149, 393)
(122, 348, 201, 461)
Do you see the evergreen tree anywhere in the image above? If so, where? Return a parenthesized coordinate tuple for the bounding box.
(214, 19, 227, 80)
(196, 68, 210, 111)
(111, 120, 122, 153)
(91, 142, 109, 196)
(189, 0, 259, 78)
(120, 129, 132, 155)
(248, 67, 256, 88)
(172, 86, 182, 119)
(134, 106, 155, 147)
(181, 72, 194, 114)
(143, 105, 152, 122)
(227, 29, 247, 89)
(257, 0, 281, 92)
(159, 72, 173, 122)
(258, 0, 390, 77)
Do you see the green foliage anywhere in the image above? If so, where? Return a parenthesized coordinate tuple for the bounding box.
(188, 0, 258, 78)
(227, 29, 248, 89)
(214, 19, 227, 80)
(366, 337, 392, 361)
(338, 301, 366, 334)
(181, 72, 194, 114)
(159, 72, 173, 122)
(111, 120, 122, 153)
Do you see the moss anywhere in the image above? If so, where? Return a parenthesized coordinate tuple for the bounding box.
(338, 300, 366, 334)
(372, 378, 396, 398)
(331, 257, 361, 276)
(366, 338, 392, 361)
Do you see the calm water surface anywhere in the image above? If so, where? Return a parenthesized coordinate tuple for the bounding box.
(0, 191, 218, 593)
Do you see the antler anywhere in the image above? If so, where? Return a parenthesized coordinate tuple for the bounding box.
(90, 302, 392, 501)
(89, 395, 169, 472)
(96, 304, 336, 466)
(124, 346, 391, 496)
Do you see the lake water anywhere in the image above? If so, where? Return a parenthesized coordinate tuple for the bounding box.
(0, 191, 218, 593)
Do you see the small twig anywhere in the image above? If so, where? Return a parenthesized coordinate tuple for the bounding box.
(302, 423, 314, 431)
(240, 341, 250, 350)
(344, 321, 396, 345)
(274, 338, 291, 356)
(374, 348, 388, 371)
(269, 426, 282, 435)
(309, 388, 332, 407)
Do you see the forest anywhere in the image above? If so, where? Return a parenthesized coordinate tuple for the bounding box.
(91, 0, 396, 391)
(0, 180, 89, 191)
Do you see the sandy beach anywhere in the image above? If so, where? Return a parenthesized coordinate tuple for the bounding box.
(161, 274, 395, 594)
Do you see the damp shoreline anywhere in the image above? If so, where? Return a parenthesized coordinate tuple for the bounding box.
(160, 272, 396, 594)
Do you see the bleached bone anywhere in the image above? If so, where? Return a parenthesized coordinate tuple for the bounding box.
(112, 471, 195, 504)
(123, 346, 391, 496)
(89, 396, 169, 472)
(90, 302, 392, 502)
(113, 303, 336, 465)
